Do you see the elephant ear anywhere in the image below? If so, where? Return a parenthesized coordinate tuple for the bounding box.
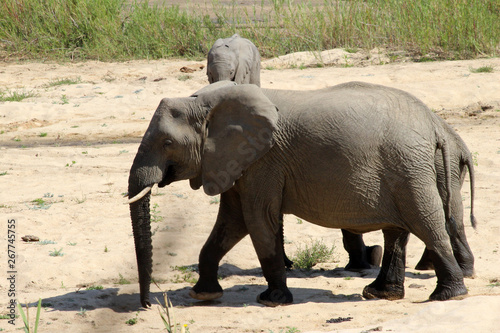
(201, 85, 278, 196)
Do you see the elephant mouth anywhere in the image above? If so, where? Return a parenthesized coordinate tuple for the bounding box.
(158, 164, 176, 188)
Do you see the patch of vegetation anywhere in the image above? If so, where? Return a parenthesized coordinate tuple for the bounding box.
(45, 77, 82, 87)
(156, 291, 191, 333)
(60, 94, 69, 105)
(292, 239, 335, 270)
(86, 285, 103, 290)
(171, 265, 199, 284)
(151, 203, 163, 223)
(117, 273, 131, 285)
(269, 327, 301, 333)
(76, 308, 87, 317)
(0, 0, 498, 62)
(488, 278, 500, 287)
(125, 317, 138, 325)
(470, 65, 494, 73)
(472, 151, 479, 166)
(209, 195, 220, 204)
(49, 248, 64, 257)
(177, 74, 192, 81)
(39, 240, 56, 245)
(28, 198, 52, 210)
(0, 89, 38, 102)
(17, 298, 42, 333)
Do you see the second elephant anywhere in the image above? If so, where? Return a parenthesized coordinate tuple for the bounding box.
(207, 34, 261, 86)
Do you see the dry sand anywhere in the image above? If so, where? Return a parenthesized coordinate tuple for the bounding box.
(1, 51, 499, 332)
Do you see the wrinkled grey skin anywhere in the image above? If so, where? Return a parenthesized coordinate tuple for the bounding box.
(128, 81, 474, 308)
(413, 119, 476, 276)
(207, 34, 261, 86)
(342, 116, 477, 276)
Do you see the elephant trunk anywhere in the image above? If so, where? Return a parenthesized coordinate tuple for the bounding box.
(128, 172, 154, 308)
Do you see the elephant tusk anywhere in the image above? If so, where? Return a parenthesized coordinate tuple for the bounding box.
(125, 186, 153, 204)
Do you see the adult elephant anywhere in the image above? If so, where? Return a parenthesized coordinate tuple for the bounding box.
(127, 81, 474, 308)
(207, 34, 261, 86)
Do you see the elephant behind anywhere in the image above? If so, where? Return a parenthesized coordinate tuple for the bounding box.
(207, 34, 261, 86)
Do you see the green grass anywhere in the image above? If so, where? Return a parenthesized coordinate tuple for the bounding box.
(170, 265, 199, 284)
(17, 298, 42, 333)
(38, 240, 56, 245)
(49, 248, 64, 256)
(45, 77, 82, 88)
(86, 285, 104, 290)
(151, 203, 163, 223)
(470, 65, 494, 73)
(292, 239, 335, 270)
(0, 89, 38, 102)
(29, 198, 52, 210)
(117, 273, 131, 285)
(0, 0, 498, 62)
(156, 290, 191, 333)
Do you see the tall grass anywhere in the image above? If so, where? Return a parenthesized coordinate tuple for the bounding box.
(0, 0, 498, 61)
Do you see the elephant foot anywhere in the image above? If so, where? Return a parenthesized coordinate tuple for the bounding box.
(367, 245, 383, 267)
(429, 281, 468, 301)
(190, 279, 223, 301)
(415, 261, 435, 271)
(363, 283, 404, 301)
(415, 256, 435, 271)
(345, 245, 383, 271)
(415, 257, 474, 278)
(189, 289, 223, 301)
(256, 288, 293, 307)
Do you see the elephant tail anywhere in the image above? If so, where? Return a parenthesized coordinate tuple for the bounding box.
(438, 138, 455, 231)
(462, 152, 477, 229)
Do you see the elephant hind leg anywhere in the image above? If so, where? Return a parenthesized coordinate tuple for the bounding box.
(342, 229, 383, 271)
(363, 228, 409, 300)
(415, 195, 474, 278)
(402, 185, 467, 301)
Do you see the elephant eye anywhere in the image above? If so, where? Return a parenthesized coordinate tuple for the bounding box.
(164, 139, 173, 148)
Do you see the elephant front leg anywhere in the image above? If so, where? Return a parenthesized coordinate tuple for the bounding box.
(190, 190, 248, 301)
(252, 230, 293, 307)
(244, 209, 292, 306)
(363, 228, 409, 300)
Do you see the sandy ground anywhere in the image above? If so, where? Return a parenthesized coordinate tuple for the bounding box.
(0, 51, 499, 333)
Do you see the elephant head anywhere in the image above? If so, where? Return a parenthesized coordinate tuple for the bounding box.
(127, 83, 278, 307)
(207, 41, 237, 83)
(207, 34, 261, 86)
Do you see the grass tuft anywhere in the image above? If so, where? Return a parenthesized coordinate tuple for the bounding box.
(17, 298, 42, 333)
(49, 248, 64, 256)
(0, 89, 38, 102)
(470, 65, 494, 73)
(292, 239, 335, 270)
(45, 77, 82, 87)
